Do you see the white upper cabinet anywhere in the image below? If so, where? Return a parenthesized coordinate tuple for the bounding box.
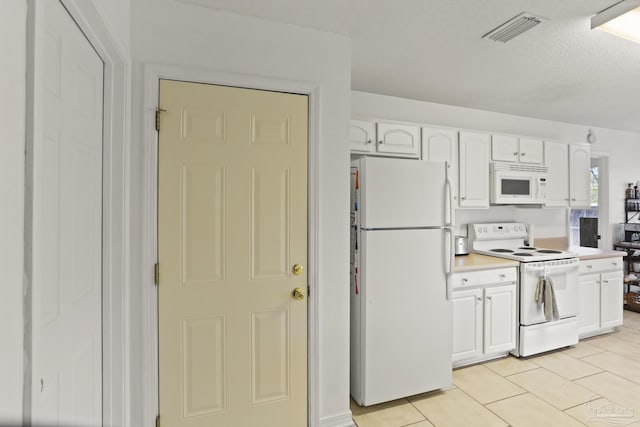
(459, 132, 490, 208)
(518, 138, 544, 164)
(376, 122, 420, 157)
(544, 141, 590, 207)
(491, 135, 519, 162)
(570, 144, 591, 207)
(349, 120, 420, 158)
(349, 120, 375, 153)
(422, 127, 458, 204)
(492, 134, 543, 164)
(544, 140, 570, 207)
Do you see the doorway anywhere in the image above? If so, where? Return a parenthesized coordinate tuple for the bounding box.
(156, 79, 309, 426)
(569, 155, 610, 248)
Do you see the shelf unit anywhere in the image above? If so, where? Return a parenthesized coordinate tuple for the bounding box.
(613, 242, 640, 312)
(625, 198, 640, 223)
(617, 198, 640, 310)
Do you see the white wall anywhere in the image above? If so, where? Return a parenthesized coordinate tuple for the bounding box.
(353, 91, 640, 247)
(90, 0, 130, 56)
(0, 0, 26, 424)
(129, 2, 352, 426)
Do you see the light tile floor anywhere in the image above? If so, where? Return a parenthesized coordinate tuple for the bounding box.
(351, 309, 640, 427)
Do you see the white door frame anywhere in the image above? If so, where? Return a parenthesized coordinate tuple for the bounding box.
(25, 1, 130, 426)
(141, 64, 320, 427)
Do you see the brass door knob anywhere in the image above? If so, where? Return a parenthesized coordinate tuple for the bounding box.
(292, 263, 304, 276)
(292, 287, 305, 301)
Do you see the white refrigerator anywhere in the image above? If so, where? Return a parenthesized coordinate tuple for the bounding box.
(350, 156, 454, 406)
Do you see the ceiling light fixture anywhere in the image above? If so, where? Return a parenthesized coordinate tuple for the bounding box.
(592, 0, 640, 44)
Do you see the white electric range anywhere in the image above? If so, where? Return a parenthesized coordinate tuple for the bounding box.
(469, 223, 580, 357)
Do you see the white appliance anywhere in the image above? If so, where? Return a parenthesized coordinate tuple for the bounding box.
(350, 157, 454, 407)
(490, 162, 548, 205)
(469, 223, 580, 357)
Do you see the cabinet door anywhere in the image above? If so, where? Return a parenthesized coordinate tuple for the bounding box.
(601, 271, 623, 329)
(519, 138, 543, 164)
(349, 120, 375, 153)
(544, 141, 569, 207)
(422, 127, 458, 204)
(452, 288, 483, 363)
(376, 122, 420, 157)
(569, 144, 591, 207)
(483, 285, 516, 354)
(492, 135, 518, 162)
(459, 132, 490, 208)
(578, 273, 600, 336)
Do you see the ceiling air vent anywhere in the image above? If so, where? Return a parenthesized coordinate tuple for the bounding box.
(482, 12, 544, 43)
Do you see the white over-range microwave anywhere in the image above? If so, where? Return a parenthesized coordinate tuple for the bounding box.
(490, 162, 548, 205)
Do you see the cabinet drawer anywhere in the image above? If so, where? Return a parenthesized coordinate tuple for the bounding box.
(452, 267, 517, 289)
(579, 257, 623, 274)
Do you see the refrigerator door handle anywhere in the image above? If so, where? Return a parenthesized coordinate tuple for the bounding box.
(444, 161, 453, 227)
(444, 227, 453, 300)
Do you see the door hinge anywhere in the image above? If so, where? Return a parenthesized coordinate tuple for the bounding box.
(307, 285, 311, 298)
(154, 263, 159, 286)
(155, 414, 160, 427)
(155, 108, 166, 132)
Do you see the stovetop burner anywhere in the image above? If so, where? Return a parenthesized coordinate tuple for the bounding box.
(491, 248, 514, 253)
(537, 249, 562, 254)
(513, 252, 534, 256)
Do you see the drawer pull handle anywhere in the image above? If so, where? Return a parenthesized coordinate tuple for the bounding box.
(462, 278, 468, 282)
(486, 296, 492, 302)
(499, 274, 506, 279)
(587, 265, 593, 269)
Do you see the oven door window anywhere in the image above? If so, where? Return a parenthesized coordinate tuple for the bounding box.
(501, 178, 530, 196)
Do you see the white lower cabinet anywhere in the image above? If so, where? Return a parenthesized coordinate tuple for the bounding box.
(452, 268, 517, 367)
(452, 288, 483, 362)
(578, 257, 624, 338)
(484, 285, 518, 354)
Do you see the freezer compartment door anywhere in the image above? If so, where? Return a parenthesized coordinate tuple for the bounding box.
(360, 157, 447, 229)
(358, 229, 452, 406)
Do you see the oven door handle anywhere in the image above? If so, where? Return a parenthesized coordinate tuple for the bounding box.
(524, 263, 578, 274)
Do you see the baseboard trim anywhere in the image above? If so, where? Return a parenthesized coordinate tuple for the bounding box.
(319, 411, 355, 427)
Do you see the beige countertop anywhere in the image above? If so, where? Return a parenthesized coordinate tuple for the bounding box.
(567, 246, 625, 260)
(454, 244, 624, 272)
(534, 237, 625, 260)
(453, 253, 519, 272)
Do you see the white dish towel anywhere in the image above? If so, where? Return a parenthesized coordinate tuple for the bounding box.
(534, 275, 559, 321)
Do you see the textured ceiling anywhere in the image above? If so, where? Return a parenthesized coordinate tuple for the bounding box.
(178, 0, 640, 132)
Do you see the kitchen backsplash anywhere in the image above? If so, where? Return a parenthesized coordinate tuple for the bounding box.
(456, 206, 567, 238)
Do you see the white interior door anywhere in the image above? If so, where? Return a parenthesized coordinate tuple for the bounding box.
(31, 1, 104, 425)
